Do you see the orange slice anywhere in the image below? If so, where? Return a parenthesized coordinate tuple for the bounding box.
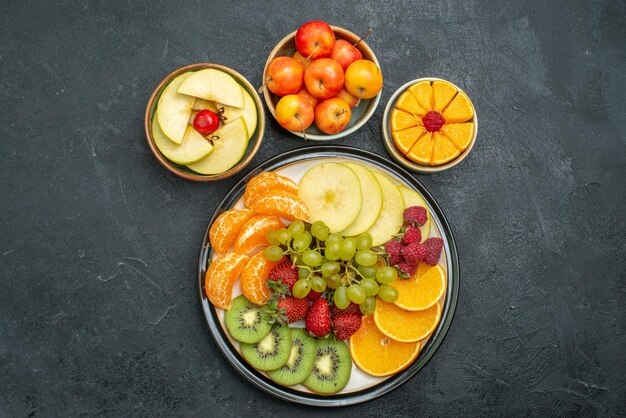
(374, 300, 441, 342)
(250, 189, 310, 222)
(408, 81, 434, 111)
(234, 215, 285, 255)
(440, 122, 474, 151)
(209, 209, 253, 254)
(432, 80, 457, 113)
(442, 90, 474, 123)
(395, 91, 427, 116)
(350, 315, 421, 377)
(241, 251, 281, 306)
(205, 252, 249, 309)
(406, 132, 433, 165)
(391, 109, 422, 131)
(243, 172, 298, 208)
(431, 132, 461, 165)
(392, 126, 426, 154)
(392, 263, 446, 311)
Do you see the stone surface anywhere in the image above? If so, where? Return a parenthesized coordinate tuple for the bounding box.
(1, 0, 625, 416)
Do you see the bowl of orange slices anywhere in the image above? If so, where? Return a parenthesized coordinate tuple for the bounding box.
(381, 78, 477, 173)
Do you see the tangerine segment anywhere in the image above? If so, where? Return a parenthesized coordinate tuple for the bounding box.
(391, 109, 422, 131)
(406, 132, 433, 165)
(250, 190, 310, 222)
(392, 264, 446, 311)
(408, 81, 434, 112)
(241, 252, 281, 306)
(442, 91, 474, 123)
(440, 123, 474, 151)
(374, 300, 442, 342)
(209, 209, 253, 254)
(234, 215, 285, 255)
(350, 315, 421, 377)
(432, 80, 458, 113)
(205, 252, 249, 309)
(243, 172, 298, 208)
(392, 126, 426, 154)
(395, 91, 427, 117)
(431, 133, 461, 165)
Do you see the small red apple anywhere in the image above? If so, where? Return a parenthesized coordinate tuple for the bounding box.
(304, 58, 344, 100)
(330, 39, 363, 70)
(344, 59, 383, 99)
(295, 20, 335, 59)
(296, 88, 320, 109)
(265, 56, 304, 96)
(275, 94, 314, 133)
(314, 98, 352, 134)
(292, 51, 312, 70)
(336, 88, 359, 108)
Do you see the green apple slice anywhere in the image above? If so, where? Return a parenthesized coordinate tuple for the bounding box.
(398, 185, 431, 240)
(365, 171, 405, 246)
(186, 117, 248, 175)
(156, 72, 195, 144)
(215, 88, 258, 139)
(298, 163, 362, 233)
(340, 162, 383, 236)
(152, 118, 214, 165)
(177, 68, 244, 108)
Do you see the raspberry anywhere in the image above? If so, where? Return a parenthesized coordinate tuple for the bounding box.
(396, 261, 417, 277)
(404, 206, 428, 227)
(402, 242, 427, 265)
(423, 237, 443, 266)
(401, 226, 422, 245)
(384, 239, 402, 259)
(422, 111, 445, 132)
(268, 260, 298, 292)
(332, 314, 362, 340)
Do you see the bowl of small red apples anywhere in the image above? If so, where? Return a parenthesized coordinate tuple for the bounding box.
(262, 21, 383, 140)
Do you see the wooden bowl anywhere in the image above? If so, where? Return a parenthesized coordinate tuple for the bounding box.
(262, 26, 381, 141)
(144, 63, 265, 181)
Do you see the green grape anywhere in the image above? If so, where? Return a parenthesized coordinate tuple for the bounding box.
(327, 233, 343, 244)
(357, 265, 377, 278)
(291, 253, 303, 266)
(288, 220, 305, 237)
(265, 230, 280, 246)
(355, 249, 377, 266)
(302, 250, 323, 267)
(276, 228, 292, 245)
(325, 273, 342, 289)
(347, 284, 366, 304)
(321, 261, 341, 277)
(311, 275, 327, 293)
(310, 221, 327, 240)
(361, 278, 379, 297)
(333, 286, 350, 309)
(292, 279, 311, 298)
(293, 231, 312, 253)
(378, 284, 399, 302)
(263, 245, 283, 262)
(324, 242, 341, 261)
(356, 232, 373, 250)
(375, 266, 398, 284)
(298, 267, 309, 280)
(339, 238, 356, 261)
(360, 297, 376, 315)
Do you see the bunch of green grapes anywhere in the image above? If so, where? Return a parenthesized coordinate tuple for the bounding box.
(263, 220, 399, 315)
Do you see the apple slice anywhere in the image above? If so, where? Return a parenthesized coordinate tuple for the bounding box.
(186, 117, 248, 175)
(215, 88, 258, 139)
(152, 117, 214, 165)
(365, 171, 405, 246)
(397, 185, 431, 240)
(156, 72, 195, 144)
(298, 163, 362, 233)
(188, 99, 218, 124)
(341, 162, 383, 236)
(177, 69, 244, 108)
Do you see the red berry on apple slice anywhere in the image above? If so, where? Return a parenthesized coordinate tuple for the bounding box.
(193, 109, 220, 135)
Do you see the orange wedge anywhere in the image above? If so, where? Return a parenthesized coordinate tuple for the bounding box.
(250, 189, 310, 222)
(391, 109, 422, 131)
(205, 252, 249, 309)
(432, 80, 457, 113)
(243, 172, 298, 208)
(241, 251, 281, 306)
(431, 132, 461, 165)
(440, 123, 474, 151)
(392, 263, 446, 311)
(395, 91, 427, 116)
(234, 215, 285, 255)
(374, 300, 441, 342)
(209, 209, 253, 254)
(406, 132, 433, 165)
(350, 315, 421, 377)
(408, 81, 434, 111)
(442, 90, 474, 123)
(392, 126, 426, 154)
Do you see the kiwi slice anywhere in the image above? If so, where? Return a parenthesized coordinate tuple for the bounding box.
(225, 295, 272, 344)
(268, 328, 317, 386)
(304, 338, 351, 394)
(241, 325, 291, 371)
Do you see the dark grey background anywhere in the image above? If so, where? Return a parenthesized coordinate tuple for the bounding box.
(1, 0, 625, 416)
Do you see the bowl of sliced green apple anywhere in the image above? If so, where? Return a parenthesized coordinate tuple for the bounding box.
(145, 63, 265, 181)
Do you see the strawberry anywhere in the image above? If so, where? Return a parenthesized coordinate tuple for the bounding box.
(277, 296, 309, 323)
(307, 289, 322, 301)
(331, 302, 360, 317)
(305, 298, 331, 337)
(402, 242, 427, 265)
(332, 313, 362, 340)
(268, 260, 298, 292)
(423, 237, 443, 266)
(401, 226, 422, 246)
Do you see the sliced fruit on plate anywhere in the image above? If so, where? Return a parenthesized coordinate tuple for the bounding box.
(177, 68, 244, 108)
(441, 90, 474, 123)
(156, 72, 195, 144)
(250, 189, 310, 222)
(225, 295, 272, 344)
(243, 172, 298, 208)
(408, 80, 434, 111)
(298, 162, 362, 233)
(350, 315, 421, 377)
(303, 338, 351, 394)
(365, 171, 405, 246)
(397, 186, 431, 240)
(209, 208, 253, 254)
(392, 263, 446, 311)
(241, 325, 292, 371)
(234, 215, 285, 255)
(440, 122, 474, 151)
(374, 300, 441, 343)
(391, 108, 422, 131)
(395, 90, 427, 117)
(431, 132, 460, 165)
(241, 251, 281, 306)
(186, 117, 249, 175)
(152, 117, 214, 165)
(341, 162, 383, 237)
(432, 80, 457, 113)
(205, 252, 249, 309)
(267, 328, 317, 386)
(392, 126, 426, 155)
(406, 132, 433, 165)
(216, 87, 258, 139)
(189, 98, 218, 123)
